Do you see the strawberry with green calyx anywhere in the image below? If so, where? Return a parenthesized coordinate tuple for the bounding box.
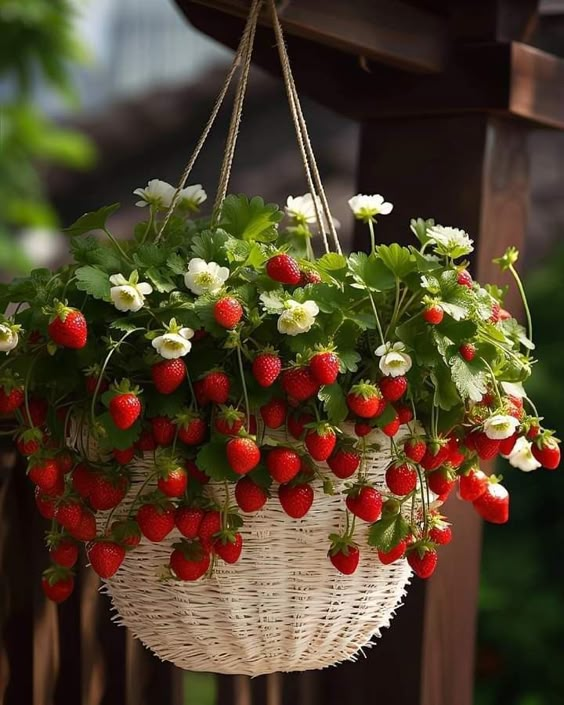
(459, 343, 476, 362)
(278, 482, 314, 518)
(151, 416, 176, 446)
(84, 364, 109, 396)
(458, 467, 488, 502)
(198, 510, 222, 550)
(111, 519, 141, 549)
(346, 381, 383, 419)
(46, 301, 88, 349)
(428, 514, 452, 545)
(328, 533, 360, 575)
(282, 365, 319, 401)
(386, 462, 417, 496)
(176, 409, 207, 446)
(28, 457, 62, 493)
(252, 347, 282, 387)
(0, 381, 24, 414)
(201, 370, 231, 404)
(214, 405, 245, 436)
(136, 499, 175, 542)
(422, 302, 444, 325)
(226, 436, 261, 475)
(309, 349, 340, 386)
(260, 398, 287, 429)
(299, 268, 322, 286)
(407, 543, 438, 579)
(345, 484, 382, 523)
(305, 423, 337, 461)
(235, 477, 268, 513)
(420, 438, 450, 471)
(151, 358, 186, 395)
(531, 432, 561, 470)
(267, 446, 301, 483)
(170, 539, 210, 581)
(213, 530, 243, 563)
(42, 566, 75, 603)
(175, 505, 205, 539)
(381, 412, 401, 438)
(109, 380, 142, 430)
(379, 376, 407, 403)
(156, 455, 188, 498)
(214, 296, 244, 329)
(378, 539, 407, 565)
(472, 479, 509, 524)
(327, 447, 361, 479)
(113, 447, 135, 465)
(16, 426, 44, 456)
(266, 253, 301, 285)
(87, 540, 126, 579)
(287, 412, 315, 440)
(427, 466, 456, 498)
(404, 436, 427, 463)
(48, 536, 79, 569)
(90, 471, 129, 511)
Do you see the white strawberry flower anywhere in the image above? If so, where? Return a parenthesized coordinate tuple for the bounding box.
(375, 341, 412, 378)
(286, 194, 320, 225)
(0, 323, 19, 353)
(184, 258, 229, 296)
(152, 320, 194, 359)
(177, 184, 207, 210)
(427, 225, 474, 258)
(133, 179, 175, 209)
(348, 194, 393, 222)
(483, 414, 520, 440)
(109, 271, 153, 312)
(506, 436, 541, 472)
(277, 300, 319, 336)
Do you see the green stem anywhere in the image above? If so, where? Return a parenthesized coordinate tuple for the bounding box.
(367, 290, 385, 346)
(103, 228, 133, 263)
(509, 263, 533, 354)
(385, 277, 402, 339)
(482, 359, 503, 407)
(236, 345, 251, 430)
(23, 353, 42, 429)
(140, 208, 155, 245)
(127, 472, 158, 518)
(367, 219, 376, 255)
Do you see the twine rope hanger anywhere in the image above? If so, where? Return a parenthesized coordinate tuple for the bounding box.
(157, 0, 342, 255)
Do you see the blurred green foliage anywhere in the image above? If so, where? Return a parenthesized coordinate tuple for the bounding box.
(476, 246, 564, 705)
(0, 0, 95, 271)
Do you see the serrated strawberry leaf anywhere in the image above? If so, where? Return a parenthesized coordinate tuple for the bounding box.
(318, 383, 348, 424)
(75, 266, 111, 301)
(97, 412, 141, 450)
(247, 464, 272, 489)
(449, 356, 487, 402)
(220, 195, 282, 243)
(64, 203, 120, 236)
(368, 514, 409, 552)
(196, 441, 238, 481)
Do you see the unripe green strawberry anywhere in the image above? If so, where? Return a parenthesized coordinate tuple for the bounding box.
(226, 437, 261, 475)
(266, 254, 301, 285)
(213, 297, 243, 329)
(88, 541, 126, 579)
(48, 304, 88, 349)
(252, 350, 282, 387)
(309, 352, 340, 385)
(151, 359, 186, 394)
(278, 483, 314, 518)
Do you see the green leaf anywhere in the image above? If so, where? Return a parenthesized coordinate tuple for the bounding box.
(75, 266, 111, 300)
(436, 318, 478, 344)
(145, 266, 176, 293)
(339, 348, 361, 373)
(144, 387, 186, 418)
(317, 253, 347, 272)
(70, 236, 123, 270)
(450, 356, 488, 402)
(409, 218, 435, 246)
(220, 195, 282, 242)
(375, 244, 415, 279)
(167, 253, 186, 275)
(191, 229, 229, 263)
(431, 364, 461, 411)
(247, 464, 272, 489)
(97, 412, 141, 450)
(318, 383, 348, 424)
(133, 244, 166, 268)
(196, 441, 238, 481)
(368, 514, 409, 552)
(110, 319, 139, 333)
(64, 203, 120, 236)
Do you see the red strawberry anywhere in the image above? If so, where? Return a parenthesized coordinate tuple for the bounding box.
(0, 385, 24, 414)
(136, 428, 156, 452)
(423, 304, 444, 325)
(28, 458, 61, 493)
(170, 541, 210, 580)
(185, 458, 209, 485)
(151, 416, 175, 446)
(473, 482, 509, 524)
(309, 352, 340, 385)
(427, 467, 455, 497)
(48, 305, 87, 349)
(109, 391, 141, 430)
(266, 254, 301, 285)
(354, 422, 372, 437)
(408, 547, 438, 578)
(445, 437, 465, 468)
(499, 433, 518, 456)
(177, 414, 206, 446)
(22, 396, 48, 426)
(278, 483, 314, 518)
(527, 424, 540, 440)
(214, 297, 243, 329)
(235, 477, 268, 512)
(329, 545, 360, 575)
(88, 541, 126, 579)
(267, 447, 301, 483)
(379, 376, 407, 402)
(429, 523, 452, 545)
(457, 269, 473, 288)
(226, 437, 261, 475)
(327, 448, 361, 479)
(378, 540, 407, 565)
(458, 467, 488, 502)
(198, 511, 221, 550)
(175, 506, 205, 539)
(55, 500, 83, 532)
(111, 519, 141, 548)
(252, 351, 282, 387)
(69, 508, 97, 542)
(214, 533, 243, 563)
(16, 428, 43, 456)
(305, 424, 336, 461)
(42, 571, 74, 603)
(386, 463, 417, 496)
(346, 486, 382, 522)
(72, 462, 96, 498)
(346, 382, 383, 418)
(90, 473, 129, 511)
(532, 437, 561, 470)
(35, 487, 57, 519)
(214, 406, 244, 436)
(382, 414, 401, 437)
(489, 301, 501, 323)
(136, 502, 175, 542)
(420, 443, 450, 471)
(396, 405, 414, 424)
(287, 412, 314, 440)
(49, 538, 79, 568)
(193, 379, 210, 406)
(459, 343, 476, 362)
(260, 398, 287, 429)
(113, 447, 135, 465)
(158, 466, 188, 497)
(201, 371, 230, 404)
(151, 359, 186, 394)
(282, 367, 319, 401)
(55, 450, 74, 474)
(469, 431, 500, 461)
(299, 269, 322, 285)
(404, 438, 426, 463)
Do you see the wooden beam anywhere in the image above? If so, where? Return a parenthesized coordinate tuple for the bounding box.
(179, 0, 448, 73)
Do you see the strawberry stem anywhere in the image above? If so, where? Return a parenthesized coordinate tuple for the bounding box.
(508, 262, 533, 355)
(236, 344, 251, 430)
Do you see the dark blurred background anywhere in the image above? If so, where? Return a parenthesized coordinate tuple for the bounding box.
(1, 1, 564, 703)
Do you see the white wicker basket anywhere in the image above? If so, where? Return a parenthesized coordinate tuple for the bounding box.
(92, 426, 413, 676)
